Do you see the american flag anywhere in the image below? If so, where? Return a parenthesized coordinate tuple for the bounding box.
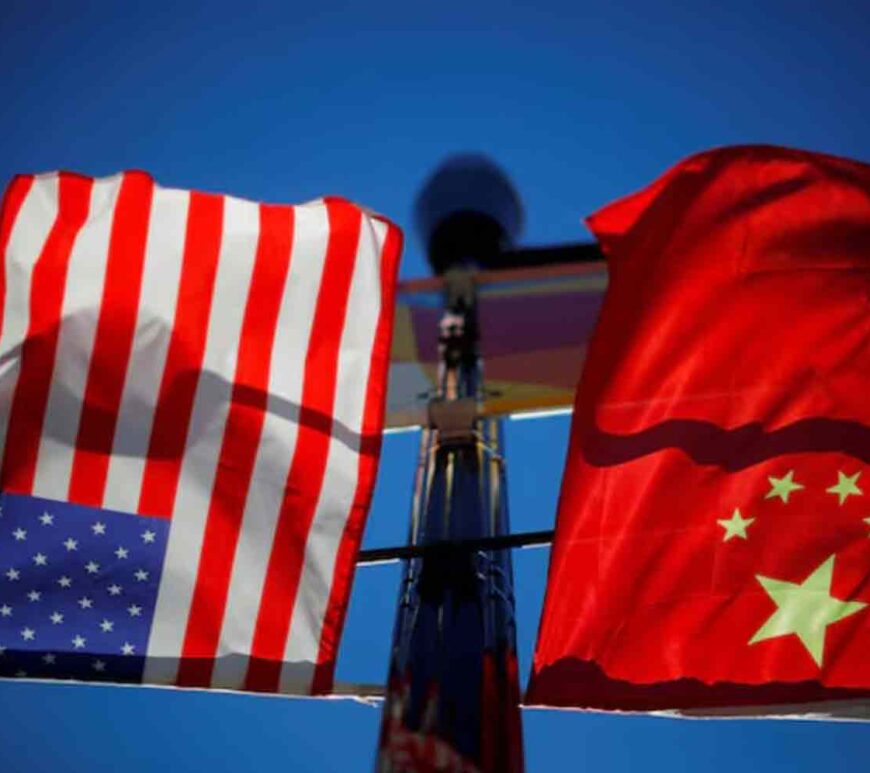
(0, 171, 401, 695)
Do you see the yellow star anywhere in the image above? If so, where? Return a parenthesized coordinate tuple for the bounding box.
(826, 471, 863, 506)
(717, 508, 754, 542)
(749, 554, 867, 667)
(764, 470, 804, 504)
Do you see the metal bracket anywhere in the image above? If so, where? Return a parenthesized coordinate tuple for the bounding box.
(357, 529, 554, 565)
(427, 397, 478, 445)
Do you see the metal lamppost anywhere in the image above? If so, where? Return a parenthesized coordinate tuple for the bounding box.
(369, 156, 604, 772)
(376, 156, 526, 773)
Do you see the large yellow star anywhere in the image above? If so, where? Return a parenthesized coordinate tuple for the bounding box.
(749, 554, 867, 667)
(826, 471, 863, 506)
(764, 470, 804, 504)
(717, 508, 754, 542)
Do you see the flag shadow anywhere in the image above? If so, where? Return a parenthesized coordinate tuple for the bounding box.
(526, 657, 870, 716)
(580, 417, 870, 471)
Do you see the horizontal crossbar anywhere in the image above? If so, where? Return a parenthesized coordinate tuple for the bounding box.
(356, 529, 554, 565)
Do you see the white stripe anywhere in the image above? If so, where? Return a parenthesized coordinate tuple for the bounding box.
(32, 176, 123, 500)
(210, 201, 330, 690)
(102, 187, 189, 513)
(278, 216, 385, 694)
(509, 406, 573, 422)
(144, 195, 260, 684)
(0, 175, 59, 465)
(383, 424, 421, 435)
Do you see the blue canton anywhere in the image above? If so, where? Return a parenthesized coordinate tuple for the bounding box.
(0, 492, 169, 684)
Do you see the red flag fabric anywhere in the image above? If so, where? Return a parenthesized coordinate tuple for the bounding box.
(527, 146, 870, 716)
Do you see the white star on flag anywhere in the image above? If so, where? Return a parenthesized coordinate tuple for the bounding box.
(0, 604, 11, 617)
(127, 605, 142, 617)
(92, 660, 106, 672)
(115, 546, 129, 560)
(42, 653, 56, 665)
(32, 552, 47, 566)
(141, 530, 155, 544)
(121, 642, 135, 655)
(92, 522, 106, 536)
(50, 612, 64, 624)
(63, 538, 78, 551)
(100, 619, 114, 632)
(12, 528, 26, 541)
(72, 635, 86, 649)
(27, 590, 41, 602)
(39, 512, 54, 526)
(21, 627, 35, 641)
(58, 576, 72, 588)
(78, 597, 93, 610)
(6, 568, 20, 581)
(107, 584, 122, 596)
(134, 570, 149, 582)
(85, 561, 100, 575)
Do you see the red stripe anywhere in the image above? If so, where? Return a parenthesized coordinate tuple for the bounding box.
(0, 174, 93, 493)
(176, 204, 295, 688)
(67, 172, 154, 506)
(138, 192, 224, 518)
(310, 221, 402, 694)
(244, 199, 362, 692)
(0, 175, 35, 344)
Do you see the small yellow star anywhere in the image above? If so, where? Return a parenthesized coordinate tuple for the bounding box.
(826, 471, 863, 506)
(765, 470, 804, 504)
(717, 508, 755, 542)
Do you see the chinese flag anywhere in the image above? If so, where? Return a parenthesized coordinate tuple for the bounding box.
(527, 146, 870, 716)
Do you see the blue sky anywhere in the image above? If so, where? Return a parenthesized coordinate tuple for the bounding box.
(1, 1, 868, 770)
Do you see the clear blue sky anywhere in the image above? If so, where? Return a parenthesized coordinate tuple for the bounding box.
(1, 1, 868, 770)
